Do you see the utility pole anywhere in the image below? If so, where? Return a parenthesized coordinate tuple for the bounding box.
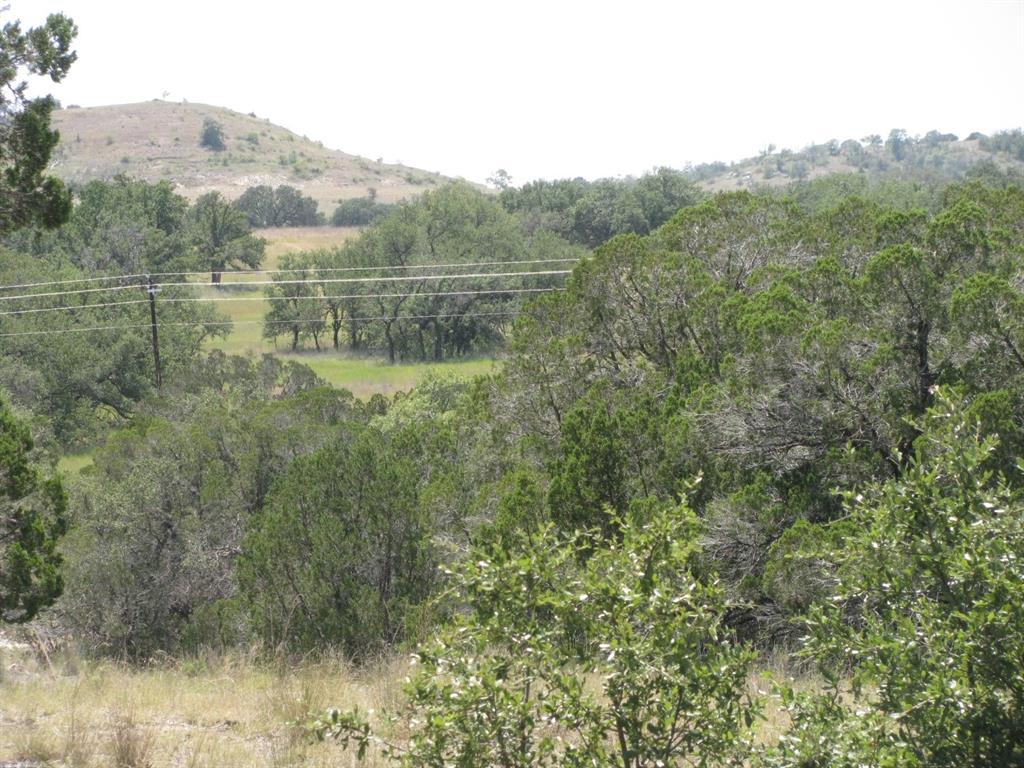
(147, 275, 162, 389)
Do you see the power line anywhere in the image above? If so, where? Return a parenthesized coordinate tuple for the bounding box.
(155, 272, 573, 292)
(0, 311, 527, 339)
(0, 268, 570, 304)
(0, 257, 582, 292)
(0, 273, 147, 291)
(0, 282, 147, 303)
(151, 257, 580, 279)
(0, 286, 565, 317)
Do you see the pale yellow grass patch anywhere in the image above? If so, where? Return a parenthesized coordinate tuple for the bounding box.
(258, 226, 362, 265)
(1, 635, 822, 767)
(0, 646, 409, 768)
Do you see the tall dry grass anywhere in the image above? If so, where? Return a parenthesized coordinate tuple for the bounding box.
(1, 637, 820, 767)
(0, 642, 407, 768)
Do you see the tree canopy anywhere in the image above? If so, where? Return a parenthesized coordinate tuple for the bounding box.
(234, 184, 323, 227)
(0, 11, 78, 234)
(190, 191, 265, 282)
(0, 397, 67, 622)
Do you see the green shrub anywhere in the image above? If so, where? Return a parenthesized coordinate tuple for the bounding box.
(0, 398, 68, 623)
(330, 197, 393, 227)
(237, 425, 436, 657)
(200, 117, 225, 151)
(312, 501, 758, 767)
(762, 392, 1024, 767)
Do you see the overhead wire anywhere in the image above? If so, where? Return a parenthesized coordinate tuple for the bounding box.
(0, 257, 582, 292)
(0, 267, 571, 303)
(0, 310, 527, 339)
(0, 268, 569, 305)
(153, 268, 571, 290)
(0, 262, 571, 342)
(147, 257, 581, 279)
(0, 286, 565, 317)
(0, 282, 148, 302)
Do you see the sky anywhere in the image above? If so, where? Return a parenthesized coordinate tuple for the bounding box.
(13, 0, 1024, 184)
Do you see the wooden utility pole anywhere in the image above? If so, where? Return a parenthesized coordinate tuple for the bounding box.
(147, 275, 162, 389)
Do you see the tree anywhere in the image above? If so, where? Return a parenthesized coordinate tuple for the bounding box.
(262, 253, 325, 350)
(270, 184, 322, 226)
(238, 425, 436, 655)
(320, 182, 534, 362)
(571, 180, 647, 248)
(330, 196, 393, 226)
(199, 117, 226, 151)
(0, 11, 78, 234)
(886, 127, 910, 161)
(633, 166, 702, 230)
(0, 247, 229, 443)
(20, 176, 192, 274)
(486, 168, 513, 190)
(232, 184, 275, 226)
(189, 191, 265, 282)
(234, 184, 323, 227)
(310, 248, 356, 349)
(0, 397, 67, 622)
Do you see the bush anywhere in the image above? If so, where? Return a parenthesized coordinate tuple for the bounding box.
(330, 196, 393, 226)
(313, 501, 758, 767)
(762, 392, 1024, 766)
(200, 117, 226, 151)
(237, 425, 436, 656)
(0, 398, 68, 623)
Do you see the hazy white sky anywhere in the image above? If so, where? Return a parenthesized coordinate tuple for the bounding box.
(14, 0, 1024, 184)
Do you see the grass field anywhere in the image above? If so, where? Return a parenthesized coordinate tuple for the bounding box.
(281, 355, 498, 398)
(199, 227, 502, 396)
(258, 226, 361, 263)
(0, 642, 402, 768)
(0, 639, 811, 768)
(199, 285, 499, 396)
(57, 453, 94, 476)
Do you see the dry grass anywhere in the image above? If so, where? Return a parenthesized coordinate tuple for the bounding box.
(1, 634, 822, 768)
(49, 101, 450, 213)
(0, 642, 407, 768)
(258, 226, 361, 264)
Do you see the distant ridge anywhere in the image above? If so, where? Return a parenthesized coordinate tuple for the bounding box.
(687, 129, 1024, 193)
(48, 102, 1024, 212)
(49, 101, 452, 213)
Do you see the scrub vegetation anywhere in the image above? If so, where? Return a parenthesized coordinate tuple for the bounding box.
(3, 8, 1024, 767)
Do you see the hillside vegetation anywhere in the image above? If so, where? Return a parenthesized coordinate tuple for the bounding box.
(4, 12, 1024, 767)
(5, 172, 1023, 767)
(49, 101, 450, 211)
(690, 127, 1024, 192)
(50, 101, 1024, 221)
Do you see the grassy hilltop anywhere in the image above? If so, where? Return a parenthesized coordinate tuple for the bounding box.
(49, 101, 450, 212)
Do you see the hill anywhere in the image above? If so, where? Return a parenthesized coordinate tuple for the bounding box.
(687, 129, 1024, 193)
(48, 100, 451, 213)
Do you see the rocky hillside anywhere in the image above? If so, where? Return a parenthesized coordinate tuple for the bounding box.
(49, 101, 450, 213)
(689, 129, 1024, 193)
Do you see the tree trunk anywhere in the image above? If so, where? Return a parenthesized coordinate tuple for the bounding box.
(433, 322, 444, 361)
(384, 322, 396, 363)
